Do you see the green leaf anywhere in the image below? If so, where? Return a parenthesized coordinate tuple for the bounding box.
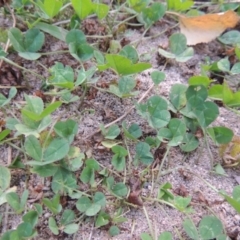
(8, 28, 25, 52)
(93, 192, 106, 207)
(23, 95, 43, 115)
(92, 2, 109, 19)
(18, 52, 41, 60)
(188, 76, 212, 88)
(0, 87, 17, 107)
(51, 167, 77, 194)
(63, 223, 79, 234)
(22, 210, 38, 228)
(85, 203, 101, 216)
(151, 71, 165, 85)
(180, 133, 199, 152)
(186, 85, 208, 108)
(231, 62, 240, 74)
(168, 118, 186, 146)
(24, 28, 45, 52)
(31, 165, 58, 177)
(175, 47, 194, 62)
(169, 84, 187, 110)
(169, 33, 187, 55)
(69, 42, 93, 61)
(233, 185, 240, 202)
(109, 226, 120, 237)
(119, 45, 138, 64)
(94, 50, 105, 64)
(71, 0, 93, 19)
(118, 76, 136, 94)
(137, 95, 170, 129)
(17, 222, 33, 238)
(95, 211, 110, 228)
(43, 0, 62, 18)
(159, 33, 194, 62)
(25, 135, 42, 161)
(34, 203, 43, 216)
(123, 122, 142, 140)
(221, 192, 240, 213)
(0, 166, 10, 191)
(135, 142, 154, 164)
(76, 196, 91, 212)
(54, 119, 78, 144)
(218, 30, 240, 45)
(195, 101, 219, 128)
(34, 22, 68, 41)
(66, 29, 86, 45)
(214, 164, 226, 176)
(112, 155, 125, 171)
(0, 46, 7, 57)
(60, 209, 75, 225)
(20, 189, 29, 209)
(43, 138, 69, 163)
(6, 192, 21, 212)
(49, 217, 59, 235)
(174, 196, 191, 212)
(111, 183, 128, 197)
(167, 0, 193, 11)
(199, 216, 223, 239)
(207, 127, 233, 144)
(183, 219, 199, 240)
(217, 58, 230, 72)
(105, 124, 121, 139)
(141, 2, 166, 27)
(140, 233, 153, 240)
(98, 54, 151, 76)
(158, 231, 173, 240)
(43, 194, 62, 214)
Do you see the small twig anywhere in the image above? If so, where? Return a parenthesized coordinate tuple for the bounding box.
(0, 85, 29, 89)
(143, 206, 154, 238)
(7, 146, 12, 166)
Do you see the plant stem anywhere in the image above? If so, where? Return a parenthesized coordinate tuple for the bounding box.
(143, 206, 154, 238)
(157, 145, 171, 180)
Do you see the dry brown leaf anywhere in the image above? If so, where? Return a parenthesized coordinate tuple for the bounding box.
(176, 10, 239, 45)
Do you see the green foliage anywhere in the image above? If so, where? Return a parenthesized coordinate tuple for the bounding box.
(35, 0, 63, 18)
(141, 231, 173, 240)
(6, 190, 29, 214)
(43, 194, 62, 214)
(76, 192, 106, 217)
(220, 185, 240, 213)
(158, 33, 194, 62)
(1, 0, 240, 238)
(98, 54, 151, 76)
(183, 215, 226, 240)
(167, 0, 194, 11)
(66, 29, 93, 61)
(8, 28, 45, 60)
(0, 87, 17, 107)
(80, 159, 100, 186)
(218, 30, 240, 45)
(71, 0, 109, 20)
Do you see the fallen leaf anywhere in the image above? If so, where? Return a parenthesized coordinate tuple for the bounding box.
(127, 177, 143, 207)
(175, 10, 239, 45)
(173, 184, 188, 197)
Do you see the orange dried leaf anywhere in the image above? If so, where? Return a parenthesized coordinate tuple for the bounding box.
(178, 10, 239, 45)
